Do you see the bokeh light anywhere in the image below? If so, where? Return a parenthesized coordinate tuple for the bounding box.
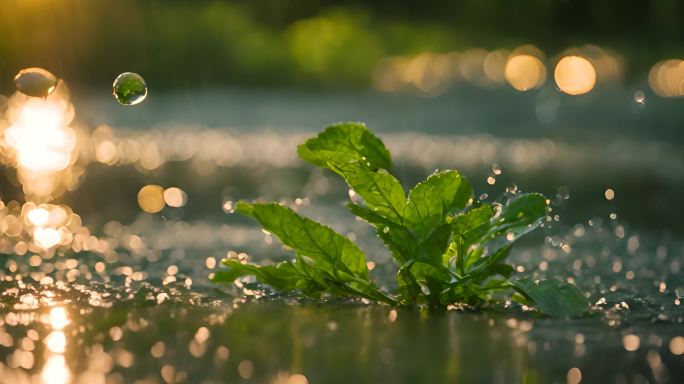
(163, 187, 188, 208)
(41, 355, 70, 384)
(504, 55, 546, 91)
(648, 59, 684, 97)
(554, 56, 596, 95)
(45, 331, 67, 353)
(483, 49, 509, 85)
(459, 48, 492, 88)
(27, 208, 50, 227)
(49, 307, 70, 330)
(33, 227, 62, 249)
(138, 185, 166, 213)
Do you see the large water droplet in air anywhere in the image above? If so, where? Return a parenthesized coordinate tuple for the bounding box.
(112, 72, 147, 105)
(13, 67, 58, 98)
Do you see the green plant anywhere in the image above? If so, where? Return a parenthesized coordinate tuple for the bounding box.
(213, 122, 588, 317)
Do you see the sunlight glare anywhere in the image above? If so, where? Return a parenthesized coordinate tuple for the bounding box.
(33, 227, 63, 249)
(49, 307, 70, 330)
(28, 207, 50, 226)
(5, 100, 76, 172)
(45, 331, 67, 353)
(41, 355, 70, 384)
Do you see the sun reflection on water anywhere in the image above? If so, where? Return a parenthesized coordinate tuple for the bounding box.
(45, 331, 66, 354)
(48, 307, 70, 330)
(5, 100, 75, 173)
(0, 80, 96, 255)
(40, 306, 71, 384)
(1, 81, 83, 199)
(41, 354, 70, 384)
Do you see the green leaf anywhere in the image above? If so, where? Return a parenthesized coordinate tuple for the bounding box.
(467, 244, 512, 281)
(330, 158, 406, 224)
(459, 193, 547, 275)
(397, 260, 456, 305)
(486, 193, 547, 241)
(236, 202, 369, 278)
(404, 170, 472, 242)
(441, 194, 547, 303)
(445, 204, 495, 272)
(416, 224, 452, 263)
(347, 203, 417, 264)
(511, 278, 589, 317)
(450, 204, 495, 246)
(298, 122, 392, 171)
(213, 122, 561, 312)
(232, 202, 395, 304)
(212, 259, 309, 291)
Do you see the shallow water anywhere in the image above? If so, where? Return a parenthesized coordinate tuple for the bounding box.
(1, 87, 683, 383)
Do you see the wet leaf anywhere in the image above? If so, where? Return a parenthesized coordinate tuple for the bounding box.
(298, 122, 392, 171)
(212, 259, 304, 291)
(218, 122, 558, 311)
(225, 202, 394, 304)
(511, 278, 590, 317)
(330, 158, 406, 224)
(404, 170, 472, 242)
(235, 202, 369, 278)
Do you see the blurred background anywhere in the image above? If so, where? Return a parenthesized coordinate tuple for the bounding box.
(1, 0, 684, 90)
(1, 0, 683, 227)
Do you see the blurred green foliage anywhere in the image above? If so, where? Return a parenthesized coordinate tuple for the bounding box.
(0, 0, 682, 91)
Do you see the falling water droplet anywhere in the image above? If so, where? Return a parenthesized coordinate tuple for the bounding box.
(556, 186, 570, 200)
(506, 184, 518, 194)
(633, 90, 646, 105)
(113, 72, 148, 105)
(13, 67, 58, 98)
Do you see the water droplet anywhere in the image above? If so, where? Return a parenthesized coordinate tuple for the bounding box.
(634, 90, 646, 105)
(113, 72, 148, 105)
(382, 227, 390, 234)
(479, 193, 488, 201)
(491, 164, 502, 175)
(556, 186, 570, 200)
(222, 200, 234, 213)
(604, 188, 615, 201)
(13, 67, 58, 98)
(506, 184, 518, 194)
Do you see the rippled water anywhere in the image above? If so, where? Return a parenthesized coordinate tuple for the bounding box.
(1, 88, 683, 383)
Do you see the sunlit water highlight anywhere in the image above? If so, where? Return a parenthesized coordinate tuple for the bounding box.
(1, 82, 83, 199)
